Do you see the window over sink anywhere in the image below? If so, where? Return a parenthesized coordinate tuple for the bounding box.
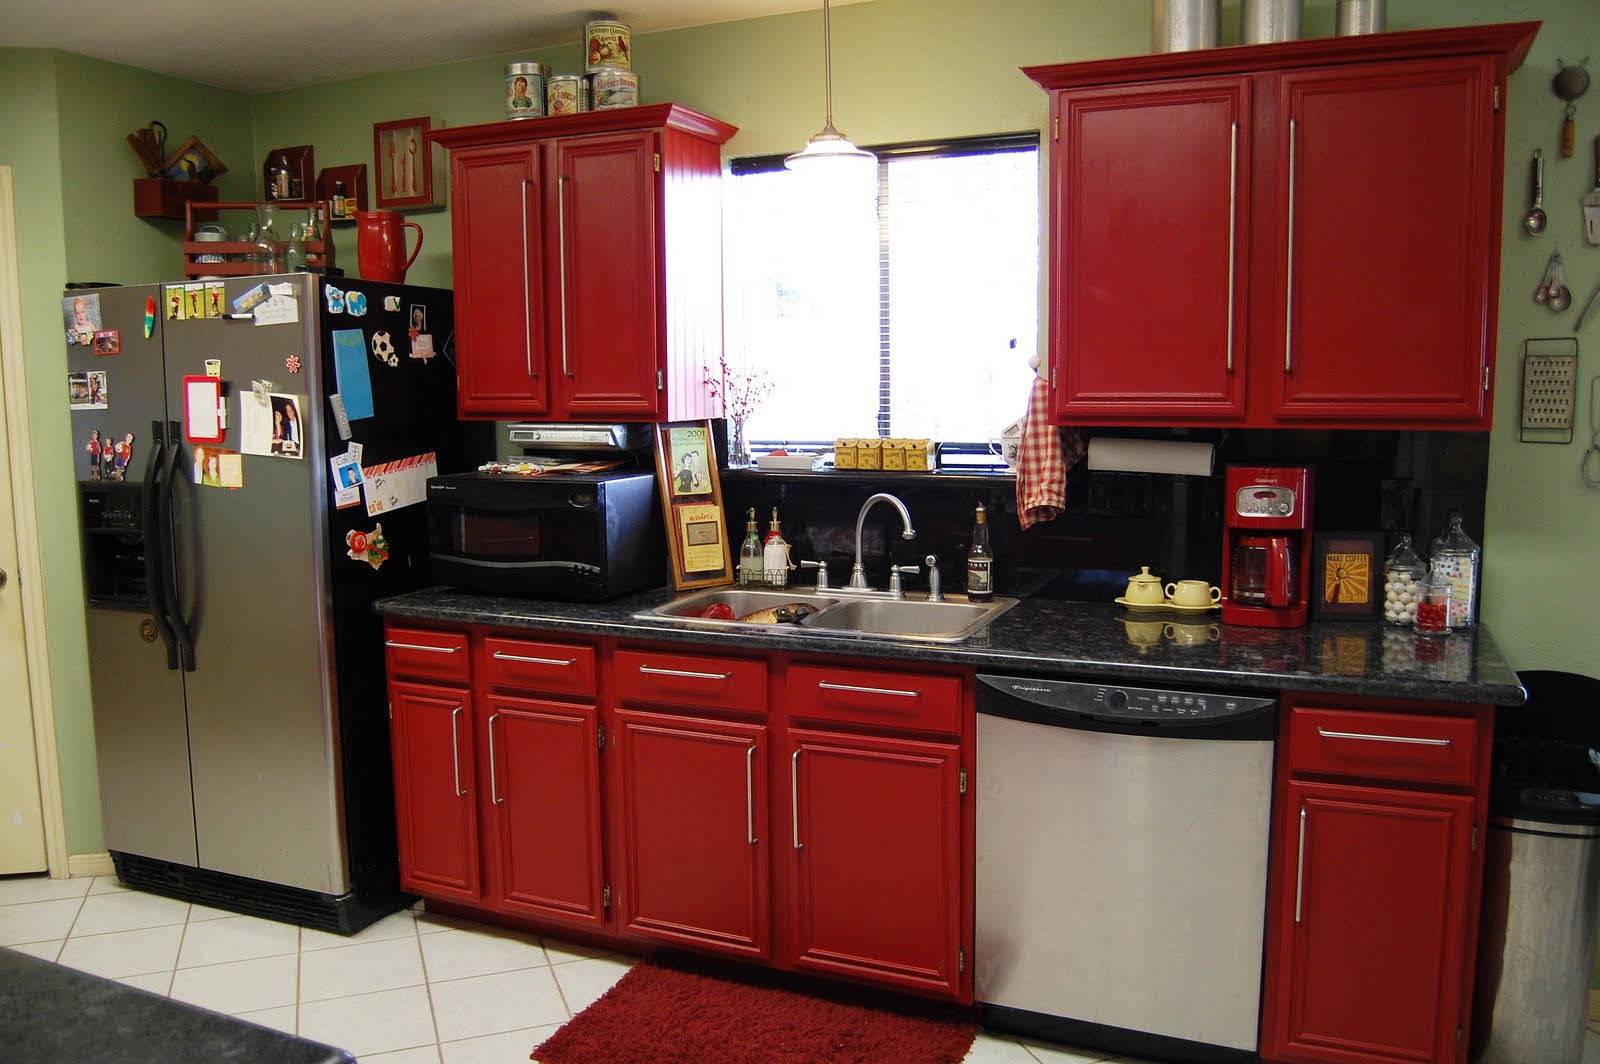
(725, 134, 1040, 454)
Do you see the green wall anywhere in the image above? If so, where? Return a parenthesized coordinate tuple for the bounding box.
(11, 2, 1600, 869)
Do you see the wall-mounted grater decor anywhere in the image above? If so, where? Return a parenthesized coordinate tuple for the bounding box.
(1520, 338, 1578, 443)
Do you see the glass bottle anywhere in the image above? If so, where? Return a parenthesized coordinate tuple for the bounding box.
(762, 507, 792, 588)
(332, 180, 347, 220)
(252, 204, 282, 274)
(1381, 533, 1426, 627)
(284, 222, 308, 272)
(738, 508, 763, 586)
(966, 503, 993, 602)
(271, 154, 292, 201)
(1428, 512, 1480, 629)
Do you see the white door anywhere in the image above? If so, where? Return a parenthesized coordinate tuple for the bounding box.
(0, 165, 47, 874)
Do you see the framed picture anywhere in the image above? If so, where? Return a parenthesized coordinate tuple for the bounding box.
(1311, 531, 1383, 621)
(653, 420, 733, 590)
(161, 135, 228, 184)
(373, 117, 442, 209)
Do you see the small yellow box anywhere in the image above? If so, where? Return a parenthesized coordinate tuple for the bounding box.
(903, 439, 937, 471)
(882, 440, 906, 471)
(833, 438, 857, 469)
(857, 437, 883, 470)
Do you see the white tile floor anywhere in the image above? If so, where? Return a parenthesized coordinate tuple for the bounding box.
(2, 873, 1597, 1064)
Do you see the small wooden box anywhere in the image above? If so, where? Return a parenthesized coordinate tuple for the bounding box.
(881, 440, 906, 471)
(135, 179, 219, 221)
(857, 438, 883, 470)
(902, 439, 937, 470)
(833, 438, 858, 469)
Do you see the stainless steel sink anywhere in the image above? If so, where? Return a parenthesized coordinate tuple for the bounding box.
(637, 588, 841, 628)
(799, 596, 1017, 642)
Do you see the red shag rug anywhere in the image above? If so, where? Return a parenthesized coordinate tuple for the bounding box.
(531, 959, 978, 1064)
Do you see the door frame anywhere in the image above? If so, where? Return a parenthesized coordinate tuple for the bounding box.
(0, 166, 69, 877)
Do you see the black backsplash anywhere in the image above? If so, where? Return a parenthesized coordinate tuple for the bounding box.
(720, 428, 1488, 601)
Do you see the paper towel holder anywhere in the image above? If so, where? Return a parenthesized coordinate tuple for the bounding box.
(1085, 436, 1216, 477)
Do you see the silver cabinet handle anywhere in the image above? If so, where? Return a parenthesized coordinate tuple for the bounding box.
(1316, 727, 1452, 747)
(817, 681, 919, 699)
(1225, 120, 1238, 373)
(638, 664, 733, 681)
(746, 745, 757, 845)
(791, 749, 803, 849)
(488, 713, 503, 805)
(1295, 805, 1306, 923)
(1284, 118, 1297, 373)
(558, 174, 570, 377)
(384, 641, 458, 654)
(493, 651, 576, 666)
(450, 706, 466, 798)
(520, 178, 533, 378)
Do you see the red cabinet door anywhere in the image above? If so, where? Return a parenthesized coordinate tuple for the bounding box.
(1051, 78, 1250, 421)
(787, 729, 962, 998)
(388, 682, 480, 902)
(1269, 780, 1475, 1064)
(1271, 58, 1496, 425)
(614, 710, 768, 959)
(450, 143, 550, 418)
(551, 131, 660, 418)
(483, 694, 605, 928)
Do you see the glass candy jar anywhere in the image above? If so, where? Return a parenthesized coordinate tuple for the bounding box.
(1428, 512, 1480, 629)
(1381, 533, 1426, 627)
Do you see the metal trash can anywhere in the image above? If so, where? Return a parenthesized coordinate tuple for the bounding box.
(1472, 671, 1600, 1064)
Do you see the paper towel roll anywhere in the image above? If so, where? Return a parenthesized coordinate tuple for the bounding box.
(1086, 437, 1215, 476)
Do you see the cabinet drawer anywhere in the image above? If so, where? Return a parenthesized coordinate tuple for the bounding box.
(789, 665, 962, 737)
(614, 649, 767, 714)
(482, 636, 596, 699)
(1290, 707, 1479, 787)
(384, 626, 470, 684)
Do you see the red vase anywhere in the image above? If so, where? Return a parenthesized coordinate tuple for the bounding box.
(356, 210, 423, 283)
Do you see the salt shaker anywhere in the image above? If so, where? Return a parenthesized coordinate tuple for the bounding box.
(1381, 533, 1426, 627)
(1428, 512, 1480, 629)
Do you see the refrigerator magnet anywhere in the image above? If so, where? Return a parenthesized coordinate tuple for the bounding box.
(183, 375, 224, 443)
(165, 284, 184, 321)
(345, 523, 389, 570)
(185, 283, 205, 320)
(110, 432, 134, 480)
(383, 295, 401, 312)
(407, 305, 425, 336)
(68, 370, 108, 411)
(286, 354, 301, 374)
(204, 359, 222, 377)
(143, 295, 156, 339)
(231, 283, 271, 317)
(371, 331, 397, 367)
(346, 291, 368, 317)
(205, 282, 225, 319)
(84, 430, 102, 479)
(325, 286, 345, 314)
(62, 293, 102, 346)
(330, 451, 364, 509)
(93, 330, 120, 355)
(409, 334, 434, 362)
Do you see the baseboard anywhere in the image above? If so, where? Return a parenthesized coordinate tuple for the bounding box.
(68, 852, 117, 878)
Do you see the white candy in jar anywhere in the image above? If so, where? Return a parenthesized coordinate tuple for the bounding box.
(1382, 567, 1422, 625)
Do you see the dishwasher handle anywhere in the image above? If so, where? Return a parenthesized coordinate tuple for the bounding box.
(975, 674, 1277, 742)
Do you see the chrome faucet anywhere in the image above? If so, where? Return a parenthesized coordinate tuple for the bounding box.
(848, 493, 917, 593)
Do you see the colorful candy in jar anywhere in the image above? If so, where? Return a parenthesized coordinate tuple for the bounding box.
(1428, 513, 1480, 629)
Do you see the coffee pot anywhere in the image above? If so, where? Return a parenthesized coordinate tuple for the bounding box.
(356, 210, 423, 283)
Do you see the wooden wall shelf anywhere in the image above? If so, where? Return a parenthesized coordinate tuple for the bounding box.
(182, 201, 331, 278)
(135, 178, 219, 221)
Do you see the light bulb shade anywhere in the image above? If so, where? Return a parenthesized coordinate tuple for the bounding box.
(784, 128, 877, 172)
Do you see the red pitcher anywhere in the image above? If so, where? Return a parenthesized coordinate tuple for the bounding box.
(356, 210, 423, 283)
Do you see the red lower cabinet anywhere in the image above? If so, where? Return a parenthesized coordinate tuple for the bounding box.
(614, 709, 770, 959)
(388, 682, 480, 902)
(787, 729, 963, 998)
(484, 694, 605, 927)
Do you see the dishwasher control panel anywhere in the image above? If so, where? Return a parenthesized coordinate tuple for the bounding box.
(978, 674, 1275, 725)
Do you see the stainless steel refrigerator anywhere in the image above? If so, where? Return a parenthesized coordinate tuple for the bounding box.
(70, 273, 489, 932)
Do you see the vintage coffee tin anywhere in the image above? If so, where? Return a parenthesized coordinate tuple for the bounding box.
(589, 69, 639, 110)
(584, 20, 632, 72)
(505, 62, 549, 119)
(547, 75, 591, 116)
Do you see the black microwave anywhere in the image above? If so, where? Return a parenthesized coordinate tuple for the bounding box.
(426, 471, 666, 601)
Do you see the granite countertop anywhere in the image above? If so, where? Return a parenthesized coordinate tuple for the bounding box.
(376, 586, 1526, 706)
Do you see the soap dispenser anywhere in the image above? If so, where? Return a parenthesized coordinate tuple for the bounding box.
(738, 508, 764, 586)
(762, 507, 793, 588)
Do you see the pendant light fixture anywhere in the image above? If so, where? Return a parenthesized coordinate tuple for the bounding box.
(785, 0, 876, 172)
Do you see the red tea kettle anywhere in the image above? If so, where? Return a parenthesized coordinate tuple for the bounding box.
(356, 210, 423, 283)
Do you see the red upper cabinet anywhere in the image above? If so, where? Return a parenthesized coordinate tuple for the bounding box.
(1027, 22, 1536, 430)
(430, 106, 737, 423)
(1272, 60, 1495, 423)
(1051, 78, 1250, 420)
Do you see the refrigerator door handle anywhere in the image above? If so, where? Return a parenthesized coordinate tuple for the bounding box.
(161, 419, 197, 672)
(141, 419, 180, 670)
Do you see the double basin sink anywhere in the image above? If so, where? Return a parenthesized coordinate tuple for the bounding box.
(635, 588, 1017, 644)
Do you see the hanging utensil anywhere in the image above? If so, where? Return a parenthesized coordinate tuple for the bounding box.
(1525, 149, 1548, 234)
(1549, 250, 1572, 313)
(1575, 284, 1600, 332)
(1535, 251, 1558, 304)
(1554, 59, 1590, 158)
(1584, 135, 1600, 244)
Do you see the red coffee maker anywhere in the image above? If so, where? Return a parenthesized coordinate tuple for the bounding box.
(1221, 465, 1314, 628)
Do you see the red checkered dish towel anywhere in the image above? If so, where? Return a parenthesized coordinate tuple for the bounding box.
(1015, 375, 1084, 531)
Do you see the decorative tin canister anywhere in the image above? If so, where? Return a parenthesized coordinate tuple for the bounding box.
(505, 62, 548, 119)
(590, 69, 639, 110)
(547, 75, 591, 116)
(1151, 0, 1219, 52)
(585, 20, 631, 72)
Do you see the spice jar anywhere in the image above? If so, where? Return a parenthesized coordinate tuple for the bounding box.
(1428, 512, 1480, 629)
(1381, 533, 1426, 627)
(1414, 579, 1453, 635)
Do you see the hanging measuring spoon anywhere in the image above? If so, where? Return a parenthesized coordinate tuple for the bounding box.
(1525, 149, 1547, 234)
(1550, 251, 1572, 312)
(1535, 252, 1558, 303)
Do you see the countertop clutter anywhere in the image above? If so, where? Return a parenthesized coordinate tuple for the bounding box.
(375, 586, 1525, 706)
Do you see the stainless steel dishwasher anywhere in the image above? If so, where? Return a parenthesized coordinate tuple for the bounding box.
(975, 674, 1277, 1064)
